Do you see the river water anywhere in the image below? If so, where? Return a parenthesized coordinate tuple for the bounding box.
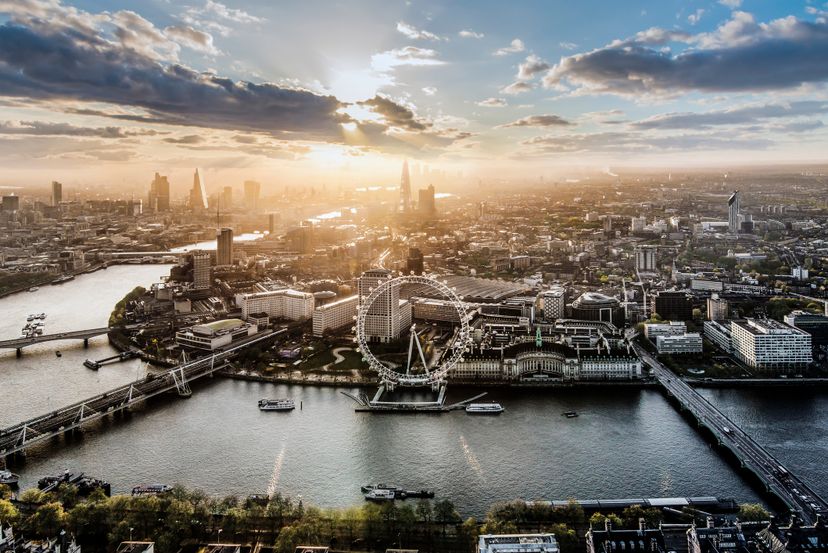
(3, 268, 826, 516)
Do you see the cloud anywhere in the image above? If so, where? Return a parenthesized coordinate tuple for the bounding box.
(688, 9, 705, 25)
(631, 101, 828, 129)
(396, 21, 444, 41)
(459, 29, 484, 39)
(163, 134, 205, 144)
(520, 131, 773, 155)
(559, 42, 578, 50)
(718, 0, 742, 9)
(499, 114, 574, 128)
(358, 95, 430, 131)
(477, 98, 508, 107)
(500, 81, 534, 95)
(544, 12, 828, 96)
(164, 25, 220, 55)
(185, 0, 264, 24)
(371, 46, 446, 71)
(0, 120, 162, 138)
(493, 38, 525, 56)
(517, 54, 551, 80)
(422, 86, 437, 96)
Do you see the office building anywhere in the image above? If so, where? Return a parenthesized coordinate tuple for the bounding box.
(704, 320, 733, 353)
(707, 294, 729, 321)
(634, 246, 657, 272)
(244, 180, 260, 211)
(1, 195, 19, 212)
(190, 169, 208, 211)
(175, 318, 257, 351)
(537, 288, 566, 321)
(656, 333, 703, 354)
(216, 227, 233, 266)
(268, 212, 280, 234)
(570, 292, 624, 327)
(359, 269, 409, 342)
(418, 184, 436, 216)
(221, 186, 233, 210)
(237, 289, 315, 321)
(478, 534, 559, 553)
(148, 173, 170, 212)
(399, 160, 412, 212)
(728, 190, 741, 233)
(731, 318, 812, 371)
(630, 216, 646, 233)
(784, 310, 828, 348)
(312, 295, 359, 336)
(644, 321, 687, 340)
(406, 247, 424, 275)
(51, 180, 62, 206)
(192, 250, 211, 290)
(654, 291, 693, 321)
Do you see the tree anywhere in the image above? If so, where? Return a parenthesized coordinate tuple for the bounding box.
(738, 503, 770, 522)
(434, 499, 460, 536)
(0, 499, 20, 526)
(26, 501, 68, 537)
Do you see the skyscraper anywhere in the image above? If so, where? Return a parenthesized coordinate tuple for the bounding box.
(418, 184, 436, 217)
(728, 190, 741, 233)
(190, 169, 209, 211)
(148, 172, 170, 212)
(221, 186, 233, 210)
(51, 181, 62, 206)
(216, 228, 233, 266)
(268, 212, 280, 234)
(399, 160, 411, 212)
(2, 195, 19, 212)
(192, 250, 211, 290)
(358, 268, 403, 343)
(244, 180, 260, 211)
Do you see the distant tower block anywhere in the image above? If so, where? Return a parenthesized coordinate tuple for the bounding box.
(400, 160, 412, 212)
(190, 169, 208, 211)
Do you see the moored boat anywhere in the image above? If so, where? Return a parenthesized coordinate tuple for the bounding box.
(364, 488, 396, 501)
(0, 470, 20, 486)
(466, 402, 504, 414)
(361, 483, 400, 493)
(132, 484, 173, 496)
(562, 411, 579, 418)
(258, 398, 295, 411)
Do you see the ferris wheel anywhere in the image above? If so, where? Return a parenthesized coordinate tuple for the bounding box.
(355, 274, 472, 388)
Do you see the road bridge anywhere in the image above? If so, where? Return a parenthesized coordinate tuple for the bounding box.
(0, 329, 283, 458)
(635, 343, 828, 524)
(0, 327, 111, 354)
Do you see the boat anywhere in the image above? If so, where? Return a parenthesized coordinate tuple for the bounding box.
(83, 359, 100, 370)
(132, 484, 173, 496)
(55, 351, 62, 357)
(361, 483, 401, 493)
(51, 275, 75, 285)
(38, 471, 111, 496)
(26, 315, 34, 322)
(27, 287, 39, 292)
(562, 411, 579, 418)
(0, 470, 20, 486)
(466, 402, 505, 414)
(364, 488, 396, 501)
(258, 398, 295, 411)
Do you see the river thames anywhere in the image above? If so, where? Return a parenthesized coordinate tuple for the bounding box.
(2, 267, 826, 516)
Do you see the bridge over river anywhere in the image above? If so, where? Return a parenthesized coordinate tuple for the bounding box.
(0, 327, 111, 354)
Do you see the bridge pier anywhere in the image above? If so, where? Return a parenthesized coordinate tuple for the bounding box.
(16, 348, 22, 357)
(83, 338, 89, 348)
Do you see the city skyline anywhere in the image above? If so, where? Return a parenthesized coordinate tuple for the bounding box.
(1, 0, 828, 189)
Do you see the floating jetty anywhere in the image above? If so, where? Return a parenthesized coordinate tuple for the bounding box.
(343, 385, 488, 412)
(38, 471, 111, 496)
(84, 350, 139, 370)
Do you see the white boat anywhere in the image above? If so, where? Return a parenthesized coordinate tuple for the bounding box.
(27, 287, 39, 292)
(0, 470, 20, 486)
(465, 402, 505, 414)
(258, 398, 295, 411)
(364, 488, 396, 501)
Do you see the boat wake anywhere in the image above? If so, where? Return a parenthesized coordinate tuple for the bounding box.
(266, 443, 287, 498)
(459, 435, 483, 477)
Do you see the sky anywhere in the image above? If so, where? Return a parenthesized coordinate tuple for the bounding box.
(1, 0, 828, 190)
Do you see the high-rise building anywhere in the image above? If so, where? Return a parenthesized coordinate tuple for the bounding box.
(359, 269, 405, 343)
(190, 169, 208, 211)
(728, 190, 741, 233)
(148, 172, 170, 212)
(221, 186, 233, 210)
(538, 287, 566, 321)
(244, 180, 260, 211)
(634, 246, 657, 272)
(399, 160, 411, 212)
(2, 195, 19, 212)
(268, 213, 280, 235)
(192, 250, 211, 290)
(51, 181, 62, 206)
(418, 184, 436, 217)
(707, 294, 729, 321)
(730, 318, 812, 372)
(630, 216, 646, 233)
(216, 227, 233, 266)
(406, 247, 424, 275)
(654, 290, 693, 321)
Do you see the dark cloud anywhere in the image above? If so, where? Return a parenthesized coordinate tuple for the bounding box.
(499, 114, 573, 128)
(358, 95, 430, 131)
(632, 101, 828, 130)
(545, 14, 828, 95)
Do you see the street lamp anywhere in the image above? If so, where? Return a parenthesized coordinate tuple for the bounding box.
(129, 528, 134, 541)
(217, 528, 223, 544)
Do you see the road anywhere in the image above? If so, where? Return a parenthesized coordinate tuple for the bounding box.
(0, 327, 110, 350)
(634, 342, 828, 524)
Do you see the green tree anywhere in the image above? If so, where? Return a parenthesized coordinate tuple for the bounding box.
(0, 498, 20, 526)
(26, 501, 68, 537)
(738, 503, 770, 522)
(434, 499, 460, 536)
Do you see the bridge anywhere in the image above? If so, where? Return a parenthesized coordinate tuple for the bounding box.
(634, 343, 828, 525)
(0, 329, 283, 458)
(0, 327, 111, 354)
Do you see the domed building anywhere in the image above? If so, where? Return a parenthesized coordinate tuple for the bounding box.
(570, 292, 624, 327)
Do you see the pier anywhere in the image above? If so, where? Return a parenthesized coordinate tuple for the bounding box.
(83, 350, 140, 370)
(634, 343, 828, 524)
(0, 329, 283, 458)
